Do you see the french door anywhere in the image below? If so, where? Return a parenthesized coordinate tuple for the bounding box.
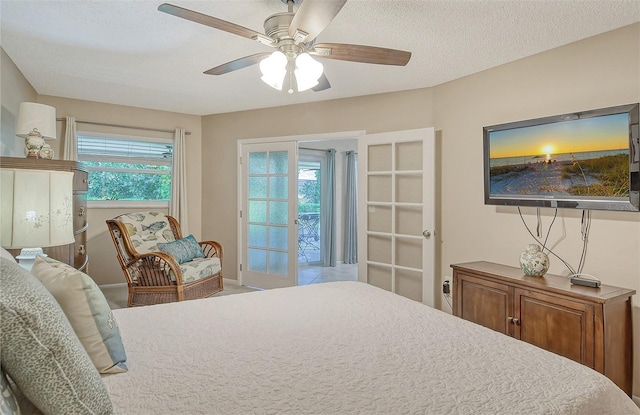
(241, 142, 298, 289)
(357, 128, 436, 306)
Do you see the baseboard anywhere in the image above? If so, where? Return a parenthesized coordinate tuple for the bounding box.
(224, 278, 240, 286)
(633, 395, 640, 408)
(98, 282, 127, 289)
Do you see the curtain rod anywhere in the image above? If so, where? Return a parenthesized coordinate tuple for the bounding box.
(299, 147, 357, 154)
(56, 118, 191, 135)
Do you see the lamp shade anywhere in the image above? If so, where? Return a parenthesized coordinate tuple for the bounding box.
(294, 53, 323, 92)
(16, 102, 57, 140)
(0, 169, 74, 249)
(260, 51, 287, 90)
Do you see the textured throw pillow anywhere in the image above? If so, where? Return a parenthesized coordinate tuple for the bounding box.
(0, 369, 21, 415)
(30, 255, 128, 374)
(157, 234, 205, 264)
(0, 258, 113, 415)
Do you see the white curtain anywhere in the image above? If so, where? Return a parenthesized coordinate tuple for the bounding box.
(62, 116, 77, 161)
(343, 150, 358, 264)
(322, 149, 336, 267)
(170, 128, 189, 234)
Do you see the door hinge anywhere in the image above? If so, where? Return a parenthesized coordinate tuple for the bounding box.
(239, 210, 242, 218)
(240, 264, 243, 271)
(239, 156, 242, 164)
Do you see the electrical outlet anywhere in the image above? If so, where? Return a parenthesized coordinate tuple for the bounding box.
(442, 280, 451, 294)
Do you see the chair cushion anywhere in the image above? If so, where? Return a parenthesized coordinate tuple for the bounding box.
(116, 211, 175, 254)
(30, 255, 128, 374)
(0, 258, 113, 415)
(157, 235, 205, 264)
(177, 256, 222, 283)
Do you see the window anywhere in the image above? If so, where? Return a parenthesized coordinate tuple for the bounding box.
(77, 133, 172, 207)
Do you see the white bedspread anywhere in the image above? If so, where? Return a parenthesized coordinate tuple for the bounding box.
(104, 281, 639, 414)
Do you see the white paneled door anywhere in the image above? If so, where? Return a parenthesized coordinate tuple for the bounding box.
(241, 142, 298, 289)
(357, 128, 436, 306)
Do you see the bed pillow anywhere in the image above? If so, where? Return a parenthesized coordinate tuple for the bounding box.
(0, 369, 21, 415)
(30, 255, 128, 374)
(157, 234, 205, 264)
(0, 258, 113, 415)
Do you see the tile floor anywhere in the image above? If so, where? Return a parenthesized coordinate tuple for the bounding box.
(298, 262, 358, 285)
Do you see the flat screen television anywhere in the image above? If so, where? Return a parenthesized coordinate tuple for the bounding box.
(483, 103, 639, 212)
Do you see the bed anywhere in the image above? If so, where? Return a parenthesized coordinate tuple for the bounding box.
(101, 281, 638, 414)
(1, 253, 638, 415)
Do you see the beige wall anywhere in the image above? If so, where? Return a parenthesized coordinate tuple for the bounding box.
(201, 88, 435, 280)
(434, 23, 640, 394)
(2, 22, 639, 395)
(1, 48, 37, 157)
(34, 96, 204, 286)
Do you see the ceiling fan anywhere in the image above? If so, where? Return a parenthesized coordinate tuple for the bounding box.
(158, 0, 411, 93)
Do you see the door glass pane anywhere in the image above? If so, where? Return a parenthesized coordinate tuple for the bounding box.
(396, 141, 423, 171)
(368, 235, 391, 264)
(269, 201, 288, 225)
(249, 200, 267, 223)
(248, 224, 267, 248)
(269, 151, 288, 174)
(249, 152, 267, 174)
(396, 174, 422, 203)
(269, 251, 288, 275)
(248, 248, 267, 272)
(396, 206, 422, 236)
(368, 144, 392, 172)
(249, 177, 267, 198)
(396, 268, 422, 302)
(367, 205, 391, 233)
(396, 237, 422, 269)
(368, 264, 392, 291)
(368, 175, 391, 202)
(269, 176, 288, 199)
(269, 226, 288, 250)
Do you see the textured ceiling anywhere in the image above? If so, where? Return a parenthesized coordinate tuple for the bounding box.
(2, 1, 639, 116)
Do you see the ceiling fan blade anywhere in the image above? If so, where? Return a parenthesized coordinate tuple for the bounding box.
(204, 52, 272, 75)
(289, 0, 347, 44)
(312, 73, 331, 92)
(311, 43, 411, 66)
(158, 3, 275, 45)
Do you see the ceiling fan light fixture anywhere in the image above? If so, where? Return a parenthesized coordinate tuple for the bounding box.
(294, 53, 323, 92)
(260, 51, 287, 90)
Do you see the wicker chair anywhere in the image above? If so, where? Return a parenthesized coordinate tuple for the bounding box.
(106, 211, 223, 307)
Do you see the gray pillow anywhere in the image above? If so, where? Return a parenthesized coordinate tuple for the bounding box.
(0, 258, 113, 415)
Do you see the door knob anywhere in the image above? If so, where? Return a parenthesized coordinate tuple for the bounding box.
(422, 230, 431, 238)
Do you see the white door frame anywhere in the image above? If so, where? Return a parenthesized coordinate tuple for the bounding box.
(236, 130, 365, 286)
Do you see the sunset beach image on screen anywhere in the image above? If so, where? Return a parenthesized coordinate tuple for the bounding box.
(488, 113, 630, 199)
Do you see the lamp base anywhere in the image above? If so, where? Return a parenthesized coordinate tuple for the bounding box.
(15, 247, 47, 271)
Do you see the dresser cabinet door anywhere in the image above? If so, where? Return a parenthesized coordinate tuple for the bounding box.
(514, 288, 594, 367)
(455, 274, 513, 336)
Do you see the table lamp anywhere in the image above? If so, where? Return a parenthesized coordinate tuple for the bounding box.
(15, 102, 57, 159)
(0, 168, 75, 270)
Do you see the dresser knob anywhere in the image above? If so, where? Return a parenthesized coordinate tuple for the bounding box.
(78, 245, 86, 255)
(79, 206, 86, 217)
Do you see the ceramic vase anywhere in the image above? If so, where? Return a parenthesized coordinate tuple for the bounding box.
(519, 244, 549, 276)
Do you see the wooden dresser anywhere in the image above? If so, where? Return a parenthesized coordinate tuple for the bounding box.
(451, 261, 635, 396)
(0, 157, 89, 271)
